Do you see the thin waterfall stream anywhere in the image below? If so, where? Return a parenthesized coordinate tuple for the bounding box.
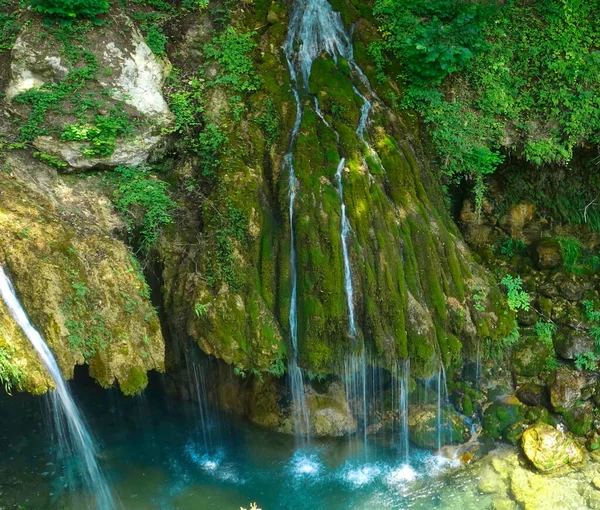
(0, 265, 116, 510)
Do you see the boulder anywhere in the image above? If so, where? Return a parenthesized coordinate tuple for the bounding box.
(512, 334, 553, 377)
(483, 400, 526, 444)
(5, 14, 172, 170)
(562, 401, 594, 436)
(408, 404, 468, 448)
(550, 366, 592, 412)
(517, 383, 550, 408)
(532, 238, 562, 270)
(554, 329, 595, 360)
(306, 381, 356, 437)
(521, 422, 584, 471)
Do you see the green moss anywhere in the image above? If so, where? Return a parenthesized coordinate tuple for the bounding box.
(118, 366, 149, 396)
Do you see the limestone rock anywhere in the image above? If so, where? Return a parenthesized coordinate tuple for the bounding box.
(555, 329, 595, 360)
(517, 383, 550, 408)
(532, 238, 562, 270)
(512, 334, 553, 377)
(550, 366, 590, 412)
(5, 14, 172, 170)
(408, 404, 468, 448)
(0, 156, 164, 394)
(521, 422, 584, 471)
(306, 381, 356, 437)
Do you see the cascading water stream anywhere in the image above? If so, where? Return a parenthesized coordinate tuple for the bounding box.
(0, 265, 116, 510)
(335, 157, 357, 338)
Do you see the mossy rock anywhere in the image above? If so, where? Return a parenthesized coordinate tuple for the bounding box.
(407, 404, 467, 448)
(521, 422, 584, 471)
(483, 400, 525, 444)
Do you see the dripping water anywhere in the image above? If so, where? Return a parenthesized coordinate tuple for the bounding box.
(0, 266, 116, 509)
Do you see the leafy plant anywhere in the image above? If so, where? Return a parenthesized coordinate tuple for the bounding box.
(27, 0, 109, 19)
(194, 303, 208, 318)
(501, 274, 530, 312)
(255, 98, 280, 148)
(574, 352, 598, 371)
(472, 285, 486, 312)
(144, 23, 167, 56)
(533, 320, 556, 348)
(110, 165, 175, 250)
(203, 27, 262, 94)
(0, 346, 24, 394)
(268, 355, 286, 378)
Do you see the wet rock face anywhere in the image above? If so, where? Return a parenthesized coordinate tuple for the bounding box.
(521, 422, 583, 471)
(5, 14, 172, 170)
(306, 381, 356, 437)
(407, 404, 468, 448)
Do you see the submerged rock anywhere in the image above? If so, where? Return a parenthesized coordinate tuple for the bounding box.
(521, 422, 583, 471)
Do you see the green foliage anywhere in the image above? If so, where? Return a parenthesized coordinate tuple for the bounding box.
(255, 98, 280, 148)
(195, 123, 227, 176)
(534, 321, 557, 348)
(33, 151, 67, 169)
(268, 355, 286, 378)
(0, 346, 24, 394)
(472, 285, 486, 312)
(62, 278, 112, 358)
(0, 0, 20, 53)
(61, 107, 133, 157)
(181, 0, 208, 10)
(110, 165, 175, 250)
(545, 354, 560, 372)
(143, 23, 167, 56)
(233, 366, 246, 378)
(28, 0, 109, 19)
(495, 237, 526, 258)
(582, 300, 600, 354)
(373, 0, 600, 205)
(557, 236, 581, 272)
(373, 0, 495, 84)
(194, 303, 208, 318)
(204, 27, 262, 93)
(574, 352, 598, 371)
(501, 274, 530, 312)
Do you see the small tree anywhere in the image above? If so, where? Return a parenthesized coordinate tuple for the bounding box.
(28, 0, 110, 19)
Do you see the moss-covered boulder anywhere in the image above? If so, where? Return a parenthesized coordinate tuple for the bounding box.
(0, 155, 164, 395)
(512, 334, 553, 377)
(531, 238, 562, 270)
(521, 422, 584, 471)
(407, 404, 468, 448)
(554, 329, 595, 360)
(306, 381, 356, 437)
(483, 399, 526, 444)
(562, 401, 594, 436)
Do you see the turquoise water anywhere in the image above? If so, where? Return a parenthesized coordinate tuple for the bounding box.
(0, 375, 493, 509)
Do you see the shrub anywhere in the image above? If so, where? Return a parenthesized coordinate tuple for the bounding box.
(28, 0, 109, 19)
(500, 274, 530, 312)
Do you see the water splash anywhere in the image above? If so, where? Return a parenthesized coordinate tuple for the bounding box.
(0, 265, 116, 509)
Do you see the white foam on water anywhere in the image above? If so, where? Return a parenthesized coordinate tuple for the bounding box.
(289, 452, 322, 477)
(341, 463, 383, 487)
(386, 463, 417, 486)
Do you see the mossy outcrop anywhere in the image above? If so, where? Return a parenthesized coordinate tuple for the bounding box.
(157, 0, 511, 385)
(0, 155, 164, 394)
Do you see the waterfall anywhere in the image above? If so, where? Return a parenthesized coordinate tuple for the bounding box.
(436, 364, 451, 451)
(335, 158, 356, 337)
(0, 266, 116, 509)
(189, 361, 222, 451)
(398, 360, 410, 463)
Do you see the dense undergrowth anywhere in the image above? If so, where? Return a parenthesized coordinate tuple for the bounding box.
(372, 0, 600, 215)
